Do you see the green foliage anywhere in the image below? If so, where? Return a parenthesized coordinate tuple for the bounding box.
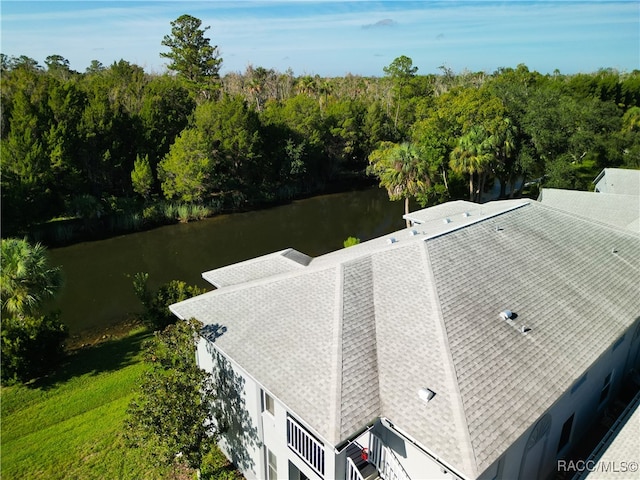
(193, 95, 263, 193)
(368, 142, 438, 217)
(124, 319, 218, 470)
(132, 272, 206, 330)
(0, 238, 67, 384)
(131, 154, 154, 200)
(2, 46, 639, 239)
(1, 313, 68, 384)
(0, 238, 62, 318)
(158, 128, 212, 202)
(201, 447, 244, 480)
(343, 236, 361, 248)
(161, 14, 222, 98)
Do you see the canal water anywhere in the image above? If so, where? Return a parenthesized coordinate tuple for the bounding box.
(49, 187, 405, 336)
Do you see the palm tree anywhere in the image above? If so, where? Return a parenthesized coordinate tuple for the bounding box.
(296, 75, 318, 96)
(368, 142, 432, 226)
(449, 126, 492, 202)
(1, 238, 62, 318)
(488, 117, 518, 197)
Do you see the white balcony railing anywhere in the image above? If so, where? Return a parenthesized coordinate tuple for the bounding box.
(347, 456, 365, 480)
(369, 434, 411, 480)
(287, 414, 325, 477)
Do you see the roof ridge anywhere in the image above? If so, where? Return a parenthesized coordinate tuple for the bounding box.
(338, 255, 381, 440)
(420, 240, 479, 478)
(327, 263, 345, 443)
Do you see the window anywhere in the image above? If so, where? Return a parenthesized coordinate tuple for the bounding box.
(491, 456, 504, 480)
(267, 448, 277, 480)
(570, 374, 587, 395)
(557, 414, 574, 453)
(263, 391, 275, 415)
(599, 372, 613, 405)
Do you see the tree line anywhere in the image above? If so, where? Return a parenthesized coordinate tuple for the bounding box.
(2, 14, 639, 242)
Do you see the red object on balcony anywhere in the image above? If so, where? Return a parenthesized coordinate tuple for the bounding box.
(361, 447, 369, 461)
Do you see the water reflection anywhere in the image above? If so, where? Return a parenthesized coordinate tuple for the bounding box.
(49, 187, 404, 335)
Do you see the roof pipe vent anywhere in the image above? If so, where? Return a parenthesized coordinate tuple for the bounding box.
(521, 325, 532, 334)
(443, 218, 451, 224)
(499, 310, 513, 320)
(418, 388, 436, 404)
(462, 212, 470, 218)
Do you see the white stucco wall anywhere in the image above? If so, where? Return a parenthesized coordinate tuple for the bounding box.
(196, 338, 264, 479)
(197, 338, 336, 480)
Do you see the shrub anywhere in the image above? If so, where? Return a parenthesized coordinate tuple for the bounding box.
(343, 236, 361, 248)
(1, 313, 68, 384)
(133, 273, 206, 331)
(176, 204, 190, 223)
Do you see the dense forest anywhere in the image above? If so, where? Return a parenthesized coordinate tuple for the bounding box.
(2, 15, 639, 244)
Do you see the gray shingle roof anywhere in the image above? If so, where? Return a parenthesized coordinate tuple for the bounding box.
(538, 188, 640, 234)
(201, 248, 311, 287)
(594, 168, 640, 196)
(171, 199, 640, 479)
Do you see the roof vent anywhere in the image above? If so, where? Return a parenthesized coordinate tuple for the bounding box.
(387, 237, 397, 244)
(462, 212, 470, 218)
(495, 226, 503, 232)
(612, 248, 618, 254)
(443, 217, 451, 224)
(499, 310, 513, 320)
(521, 325, 532, 334)
(418, 388, 436, 403)
(409, 229, 419, 236)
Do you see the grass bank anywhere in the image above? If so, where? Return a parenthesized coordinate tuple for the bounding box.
(0, 327, 239, 479)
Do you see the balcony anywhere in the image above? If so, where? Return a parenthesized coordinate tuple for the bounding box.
(346, 434, 411, 480)
(287, 414, 325, 477)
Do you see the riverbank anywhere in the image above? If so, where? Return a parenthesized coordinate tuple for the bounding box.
(64, 316, 145, 351)
(18, 174, 377, 249)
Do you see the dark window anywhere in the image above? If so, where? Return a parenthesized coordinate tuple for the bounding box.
(557, 414, 574, 453)
(599, 372, 613, 405)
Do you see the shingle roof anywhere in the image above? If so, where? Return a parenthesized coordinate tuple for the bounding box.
(171, 199, 640, 479)
(593, 168, 640, 196)
(538, 188, 640, 234)
(201, 248, 311, 287)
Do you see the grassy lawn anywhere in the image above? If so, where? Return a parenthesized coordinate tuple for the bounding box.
(1, 328, 175, 479)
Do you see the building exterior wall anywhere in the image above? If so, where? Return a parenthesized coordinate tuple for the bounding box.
(197, 338, 336, 480)
(196, 338, 264, 479)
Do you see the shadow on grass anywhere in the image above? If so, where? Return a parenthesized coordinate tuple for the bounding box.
(29, 328, 151, 390)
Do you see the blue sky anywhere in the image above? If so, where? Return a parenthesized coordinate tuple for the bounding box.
(1, 1, 638, 77)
